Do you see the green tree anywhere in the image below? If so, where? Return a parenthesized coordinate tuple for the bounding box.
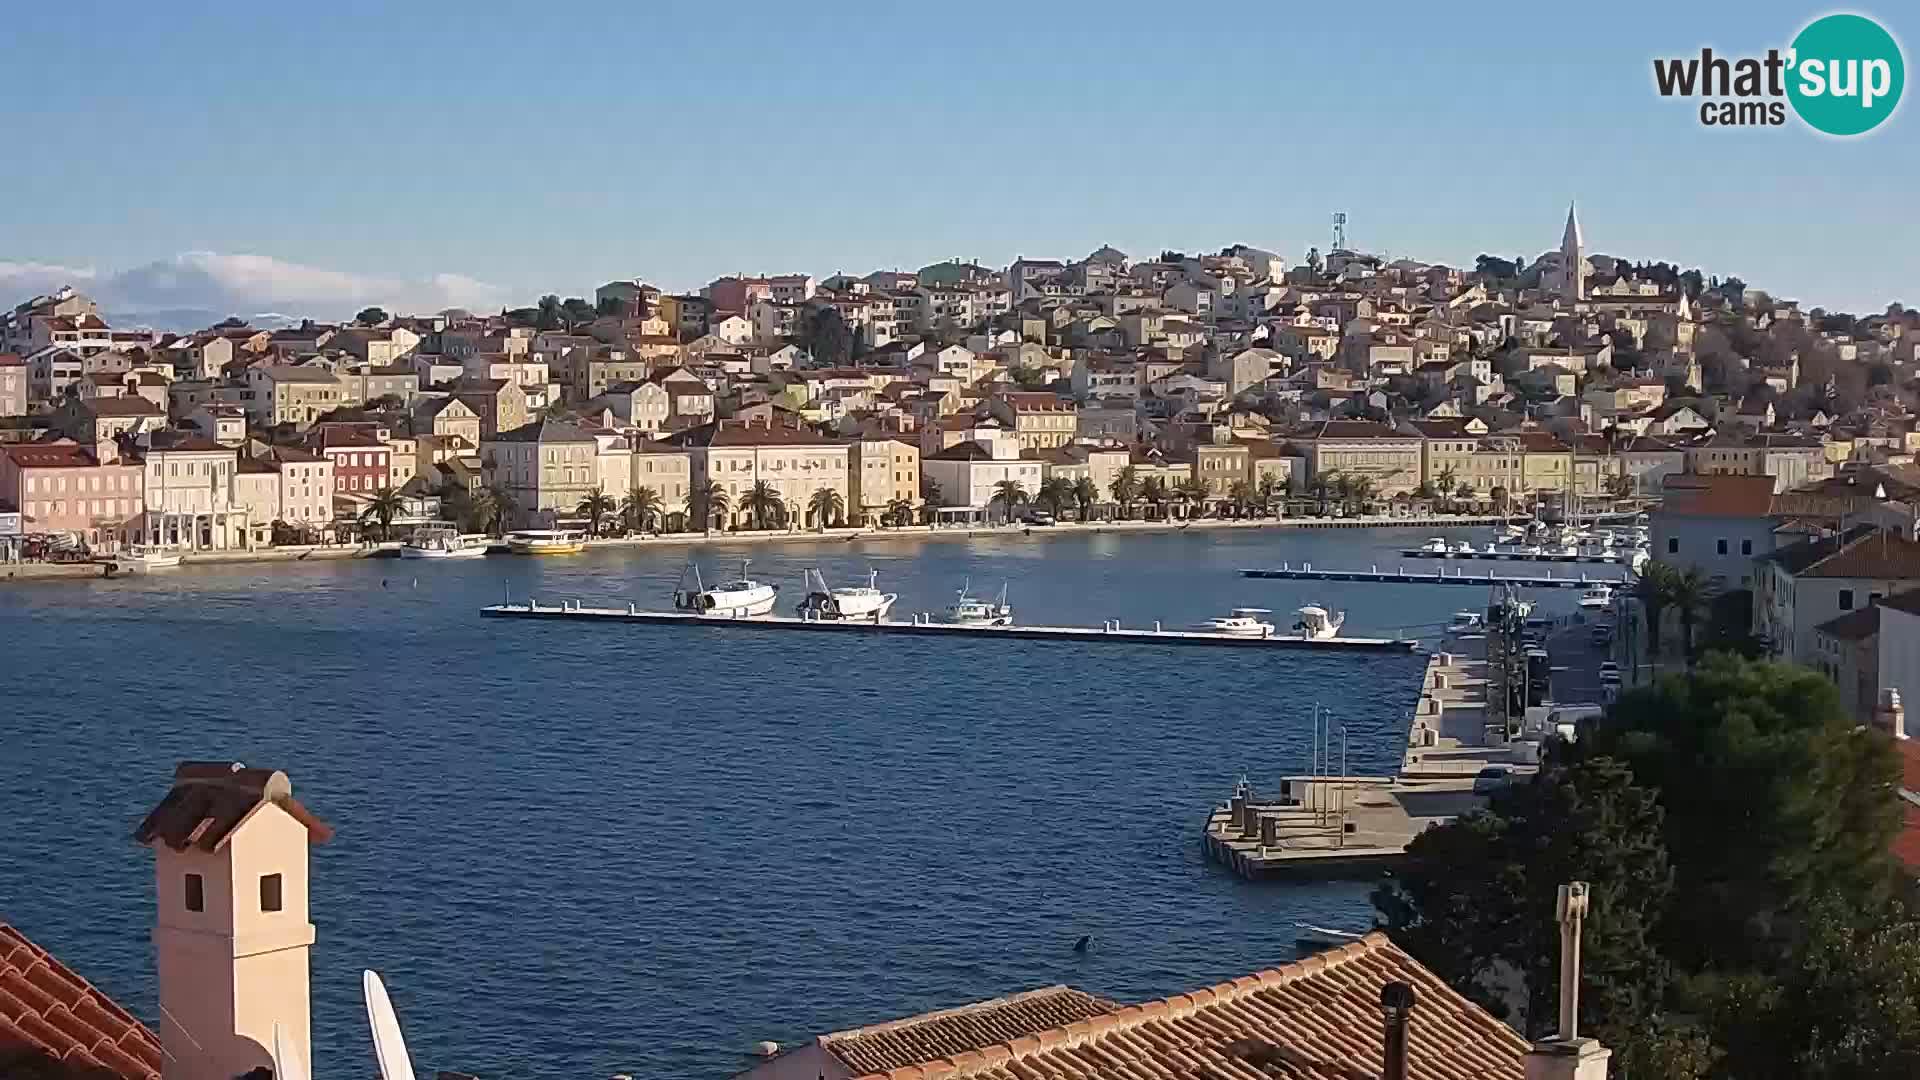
(354, 306, 389, 326)
(575, 486, 616, 538)
(1490, 485, 1511, 515)
(991, 478, 1029, 523)
(535, 294, 564, 330)
(742, 480, 784, 530)
(884, 497, 915, 527)
(1434, 466, 1458, 509)
(1172, 475, 1206, 518)
(919, 476, 943, 524)
(1138, 476, 1169, 519)
(359, 487, 406, 541)
(1070, 477, 1099, 521)
(1668, 566, 1712, 666)
(1374, 757, 1673, 1045)
(1035, 477, 1074, 518)
(804, 307, 855, 365)
(561, 297, 596, 331)
(621, 485, 663, 534)
(1255, 473, 1283, 517)
(807, 486, 845, 528)
(1307, 472, 1335, 516)
(1632, 560, 1677, 667)
(1584, 655, 1904, 976)
(1227, 479, 1255, 518)
(1109, 466, 1140, 520)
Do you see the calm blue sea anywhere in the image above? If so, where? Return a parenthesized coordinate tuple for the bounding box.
(0, 525, 1567, 1079)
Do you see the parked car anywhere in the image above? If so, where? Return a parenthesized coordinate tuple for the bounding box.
(1590, 624, 1614, 646)
(1598, 661, 1621, 685)
(1472, 766, 1516, 795)
(1024, 510, 1055, 526)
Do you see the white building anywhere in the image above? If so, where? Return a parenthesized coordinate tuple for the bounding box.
(921, 429, 1043, 522)
(1758, 524, 1920, 666)
(131, 431, 250, 550)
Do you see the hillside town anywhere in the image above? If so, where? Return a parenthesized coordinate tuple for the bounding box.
(2, 206, 1916, 562)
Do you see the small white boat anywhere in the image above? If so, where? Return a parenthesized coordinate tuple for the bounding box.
(1578, 584, 1614, 610)
(111, 545, 182, 573)
(1446, 611, 1485, 634)
(1419, 537, 1449, 553)
(1450, 540, 1475, 554)
(1293, 604, 1346, 641)
(1195, 607, 1276, 638)
(400, 527, 488, 559)
(1540, 542, 1579, 557)
(796, 568, 897, 622)
(506, 529, 585, 555)
(675, 559, 779, 618)
(946, 581, 1012, 627)
(1497, 523, 1530, 542)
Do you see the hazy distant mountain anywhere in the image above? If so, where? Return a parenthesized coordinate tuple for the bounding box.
(105, 309, 312, 334)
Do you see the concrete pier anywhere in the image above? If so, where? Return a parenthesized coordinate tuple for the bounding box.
(1202, 631, 1538, 881)
(1240, 564, 1627, 589)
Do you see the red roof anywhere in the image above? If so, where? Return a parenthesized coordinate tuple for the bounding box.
(844, 934, 1525, 1080)
(2, 444, 109, 470)
(1895, 742, 1920, 876)
(0, 923, 162, 1080)
(819, 987, 1118, 1076)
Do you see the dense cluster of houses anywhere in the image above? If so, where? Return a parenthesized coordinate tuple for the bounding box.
(3, 204, 1919, 553)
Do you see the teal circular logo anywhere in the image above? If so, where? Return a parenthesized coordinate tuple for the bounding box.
(1788, 14, 1904, 136)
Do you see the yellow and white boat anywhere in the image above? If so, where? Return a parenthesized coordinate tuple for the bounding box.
(505, 529, 586, 555)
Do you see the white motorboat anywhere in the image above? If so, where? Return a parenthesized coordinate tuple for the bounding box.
(506, 529, 585, 555)
(1419, 537, 1450, 553)
(111, 545, 182, 573)
(674, 559, 779, 618)
(400, 527, 489, 559)
(796, 568, 897, 622)
(1195, 607, 1277, 638)
(1540, 542, 1580, 557)
(945, 582, 1012, 627)
(1293, 604, 1346, 640)
(1578, 584, 1614, 610)
(1446, 611, 1485, 634)
(1497, 523, 1530, 542)
(1450, 540, 1476, 554)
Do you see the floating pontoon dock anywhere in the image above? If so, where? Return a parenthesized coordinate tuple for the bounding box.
(480, 602, 1419, 651)
(1239, 564, 1628, 589)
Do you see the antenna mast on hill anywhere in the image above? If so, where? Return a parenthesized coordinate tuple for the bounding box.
(1332, 212, 1348, 252)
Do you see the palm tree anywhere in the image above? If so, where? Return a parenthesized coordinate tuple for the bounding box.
(885, 497, 915, 527)
(1454, 480, 1475, 506)
(1669, 566, 1713, 667)
(1345, 475, 1379, 516)
(575, 486, 616, 538)
(991, 478, 1029, 524)
(1308, 472, 1336, 516)
(742, 480, 784, 530)
(1434, 466, 1458, 510)
(1255, 473, 1282, 518)
(1141, 476, 1170, 520)
(621, 485, 663, 534)
(359, 487, 406, 541)
(1036, 477, 1074, 519)
(919, 477, 943, 524)
(689, 479, 726, 533)
(1175, 475, 1209, 519)
(1490, 485, 1512, 516)
(1109, 466, 1140, 520)
(808, 486, 845, 529)
(452, 486, 500, 535)
(1632, 561, 1677, 670)
(1228, 479, 1256, 518)
(1070, 477, 1099, 521)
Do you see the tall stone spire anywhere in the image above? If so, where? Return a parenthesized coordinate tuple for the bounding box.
(1560, 202, 1585, 302)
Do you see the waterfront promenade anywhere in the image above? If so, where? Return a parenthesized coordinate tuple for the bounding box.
(1, 513, 1512, 584)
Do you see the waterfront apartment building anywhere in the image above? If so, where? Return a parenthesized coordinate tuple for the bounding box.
(1287, 420, 1423, 497)
(483, 418, 601, 527)
(258, 446, 335, 529)
(241, 366, 348, 428)
(0, 438, 144, 550)
(632, 441, 692, 521)
(307, 427, 393, 495)
(921, 429, 1044, 520)
(1757, 524, 1920, 668)
(134, 431, 250, 551)
(850, 435, 920, 524)
(664, 414, 852, 529)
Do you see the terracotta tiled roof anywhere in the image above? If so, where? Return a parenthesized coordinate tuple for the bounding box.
(1658, 474, 1778, 518)
(1813, 604, 1881, 641)
(844, 934, 1524, 1080)
(133, 762, 332, 852)
(1765, 525, 1920, 580)
(820, 987, 1119, 1076)
(0, 924, 162, 1080)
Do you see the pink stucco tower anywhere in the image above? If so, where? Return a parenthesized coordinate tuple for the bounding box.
(135, 762, 333, 1080)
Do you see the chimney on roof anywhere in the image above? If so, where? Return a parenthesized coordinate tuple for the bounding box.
(1523, 882, 1611, 1080)
(1378, 981, 1415, 1080)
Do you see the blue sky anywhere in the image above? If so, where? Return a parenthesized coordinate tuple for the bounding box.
(3, 1, 1913, 318)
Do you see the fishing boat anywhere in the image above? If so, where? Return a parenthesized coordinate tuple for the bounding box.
(1418, 537, 1450, 553)
(1295, 922, 1368, 954)
(110, 545, 182, 573)
(1577, 584, 1614, 610)
(796, 568, 897, 622)
(1194, 607, 1276, 638)
(400, 526, 488, 559)
(945, 582, 1013, 627)
(1450, 540, 1476, 554)
(674, 559, 779, 618)
(505, 529, 585, 555)
(1293, 604, 1346, 640)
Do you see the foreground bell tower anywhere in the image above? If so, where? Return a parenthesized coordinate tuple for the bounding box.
(135, 762, 333, 1080)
